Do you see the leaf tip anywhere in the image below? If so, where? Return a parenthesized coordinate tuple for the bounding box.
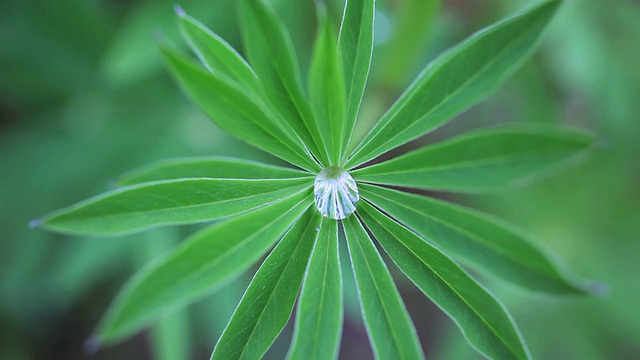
(585, 281, 611, 297)
(174, 4, 186, 17)
(28, 218, 43, 229)
(83, 336, 101, 356)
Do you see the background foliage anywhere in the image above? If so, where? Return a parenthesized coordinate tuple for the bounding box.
(1, 0, 639, 359)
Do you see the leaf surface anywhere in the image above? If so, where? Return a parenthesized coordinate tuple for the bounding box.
(97, 191, 312, 344)
(176, 9, 261, 93)
(118, 157, 309, 186)
(160, 43, 319, 172)
(338, 0, 374, 158)
(343, 216, 424, 360)
(309, 9, 346, 165)
(346, 1, 561, 168)
(239, 0, 326, 164)
(38, 178, 310, 236)
(353, 126, 593, 193)
(211, 208, 320, 360)
(360, 184, 595, 294)
(287, 219, 342, 360)
(359, 201, 529, 360)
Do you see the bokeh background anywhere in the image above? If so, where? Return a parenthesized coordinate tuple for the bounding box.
(1, 0, 639, 359)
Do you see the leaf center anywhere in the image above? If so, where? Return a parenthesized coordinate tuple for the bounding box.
(313, 167, 359, 220)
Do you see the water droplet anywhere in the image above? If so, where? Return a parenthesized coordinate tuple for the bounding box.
(313, 167, 359, 220)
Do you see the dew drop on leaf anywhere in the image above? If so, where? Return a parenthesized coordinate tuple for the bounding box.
(314, 167, 359, 220)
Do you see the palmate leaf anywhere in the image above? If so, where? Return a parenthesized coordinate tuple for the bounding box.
(343, 216, 425, 360)
(239, 0, 327, 164)
(35, 178, 310, 236)
(117, 157, 309, 187)
(210, 208, 320, 360)
(358, 201, 529, 360)
(353, 126, 593, 193)
(96, 191, 312, 344)
(360, 184, 595, 294)
(30, 1, 596, 360)
(309, 7, 346, 165)
(287, 219, 342, 360)
(345, 0, 562, 168)
(159, 43, 319, 172)
(339, 0, 374, 158)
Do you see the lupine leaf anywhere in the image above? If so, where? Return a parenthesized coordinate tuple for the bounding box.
(36, 178, 310, 236)
(117, 157, 309, 186)
(96, 191, 312, 344)
(160, 43, 319, 172)
(343, 216, 425, 360)
(309, 8, 346, 166)
(346, 0, 562, 168)
(359, 201, 529, 360)
(360, 184, 596, 294)
(239, 0, 327, 164)
(176, 8, 261, 93)
(211, 208, 320, 360)
(287, 219, 342, 360)
(338, 0, 374, 158)
(353, 126, 593, 193)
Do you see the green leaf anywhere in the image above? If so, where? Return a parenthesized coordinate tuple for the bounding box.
(176, 8, 261, 93)
(358, 201, 529, 360)
(338, 0, 374, 157)
(117, 157, 309, 187)
(37, 178, 310, 236)
(309, 8, 346, 166)
(343, 216, 425, 360)
(346, 0, 562, 168)
(239, 0, 326, 164)
(159, 43, 319, 172)
(211, 208, 320, 360)
(360, 184, 595, 294)
(378, 0, 440, 86)
(287, 218, 342, 360)
(150, 310, 191, 360)
(353, 126, 593, 193)
(96, 191, 312, 344)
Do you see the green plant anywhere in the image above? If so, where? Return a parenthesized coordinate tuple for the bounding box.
(32, 0, 600, 359)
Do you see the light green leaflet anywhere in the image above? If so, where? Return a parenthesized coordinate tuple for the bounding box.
(378, 0, 439, 86)
(353, 126, 594, 193)
(238, 0, 326, 165)
(36, 178, 310, 236)
(358, 201, 529, 360)
(338, 0, 374, 159)
(359, 184, 595, 294)
(287, 219, 342, 360)
(96, 191, 312, 344)
(344, 216, 425, 360)
(345, 0, 561, 168)
(211, 208, 320, 360)
(160, 43, 319, 172)
(117, 157, 309, 186)
(309, 8, 346, 165)
(176, 8, 261, 94)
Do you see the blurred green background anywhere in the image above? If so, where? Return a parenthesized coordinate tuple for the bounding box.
(1, 0, 638, 359)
